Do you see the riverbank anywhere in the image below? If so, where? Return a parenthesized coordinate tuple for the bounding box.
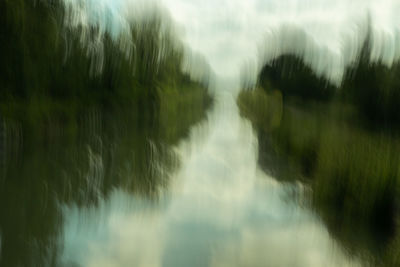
(238, 88, 400, 265)
(0, 2, 213, 266)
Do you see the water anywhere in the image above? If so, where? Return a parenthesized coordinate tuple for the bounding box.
(2, 1, 400, 266)
(56, 83, 361, 267)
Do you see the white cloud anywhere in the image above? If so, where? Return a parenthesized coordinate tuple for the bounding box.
(161, 0, 400, 83)
(63, 0, 400, 83)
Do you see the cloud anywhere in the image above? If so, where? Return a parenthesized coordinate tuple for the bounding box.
(161, 0, 400, 83)
(63, 0, 400, 83)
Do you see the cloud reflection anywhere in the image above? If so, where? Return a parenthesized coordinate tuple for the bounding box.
(60, 83, 361, 267)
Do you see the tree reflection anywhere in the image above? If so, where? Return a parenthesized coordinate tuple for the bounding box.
(0, 1, 212, 266)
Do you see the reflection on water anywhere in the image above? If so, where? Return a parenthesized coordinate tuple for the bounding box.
(2, 0, 400, 266)
(51, 83, 360, 266)
(238, 77, 400, 266)
(0, 85, 210, 266)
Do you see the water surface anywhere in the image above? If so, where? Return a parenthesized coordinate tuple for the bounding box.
(58, 84, 361, 267)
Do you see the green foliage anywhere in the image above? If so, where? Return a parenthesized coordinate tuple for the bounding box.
(240, 15, 400, 267)
(0, 2, 212, 266)
(245, 21, 400, 229)
(159, 82, 212, 144)
(238, 90, 400, 265)
(258, 55, 335, 101)
(257, 28, 400, 129)
(0, 0, 212, 142)
(0, 0, 205, 106)
(0, 82, 212, 266)
(341, 36, 400, 127)
(237, 88, 283, 132)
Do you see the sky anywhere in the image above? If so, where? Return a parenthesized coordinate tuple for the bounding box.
(160, 0, 400, 84)
(58, 2, 400, 266)
(63, 0, 400, 84)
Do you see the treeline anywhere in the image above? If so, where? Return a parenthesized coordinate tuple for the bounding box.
(258, 55, 335, 102)
(341, 35, 400, 127)
(0, 2, 212, 266)
(0, 0, 209, 112)
(238, 25, 400, 266)
(256, 31, 400, 128)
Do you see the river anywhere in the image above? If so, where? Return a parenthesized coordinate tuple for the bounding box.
(2, 0, 400, 266)
(57, 81, 361, 267)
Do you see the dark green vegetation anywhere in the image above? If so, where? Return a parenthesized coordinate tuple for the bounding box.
(238, 31, 400, 266)
(0, 0, 211, 130)
(0, 99, 212, 266)
(258, 55, 335, 102)
(341, 35, 400, 128)
(0, 1, 211, 266)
